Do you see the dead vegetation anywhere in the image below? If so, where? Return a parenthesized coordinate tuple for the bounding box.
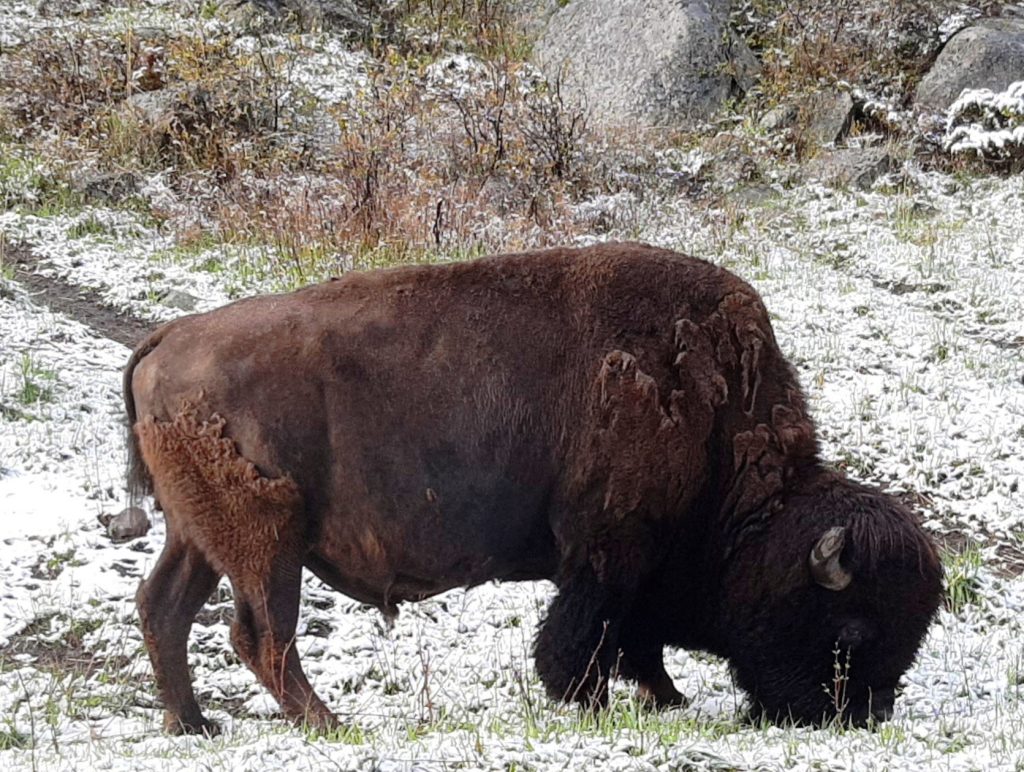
(0, 0, 1018, 279)
(0, 2, 602, 276)
(735, 0, 1010, 101)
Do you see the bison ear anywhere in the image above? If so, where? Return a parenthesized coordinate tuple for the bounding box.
(809, 526, 852, 591)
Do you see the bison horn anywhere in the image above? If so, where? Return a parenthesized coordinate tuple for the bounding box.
(809, 526, 852, 591)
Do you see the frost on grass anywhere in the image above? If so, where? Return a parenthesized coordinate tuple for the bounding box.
(1, 2, 1024, 768)
(2, 166, 1024, 769)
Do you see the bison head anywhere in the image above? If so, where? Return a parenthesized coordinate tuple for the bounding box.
(721, 474, 943, 727)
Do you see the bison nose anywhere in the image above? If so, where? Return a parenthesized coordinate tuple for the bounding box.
(871, 702, 894, 723)
(837, 619, 876, 651)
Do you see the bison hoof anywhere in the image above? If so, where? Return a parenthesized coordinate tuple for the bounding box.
(164, 713, 220, 737)
(637, 682, 689, 710)
(293, 712, 342, 732)
(300, 716, 352, 740)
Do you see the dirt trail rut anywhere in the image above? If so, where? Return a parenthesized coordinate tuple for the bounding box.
(6, 242, 154, 348)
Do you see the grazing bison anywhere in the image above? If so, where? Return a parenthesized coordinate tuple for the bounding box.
(124, 242, 942, 733)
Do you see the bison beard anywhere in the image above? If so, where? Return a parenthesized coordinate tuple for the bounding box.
(123, 242, 942, 733)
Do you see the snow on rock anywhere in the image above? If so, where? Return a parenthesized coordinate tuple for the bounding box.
(1, 3, 1024, 766)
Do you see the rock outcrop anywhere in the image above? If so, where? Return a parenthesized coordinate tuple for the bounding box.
(915, 17, 1024, 113)
(535, 0, 758, 130)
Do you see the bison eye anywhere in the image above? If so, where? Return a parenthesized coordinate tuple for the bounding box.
(836, 619, 876, 651)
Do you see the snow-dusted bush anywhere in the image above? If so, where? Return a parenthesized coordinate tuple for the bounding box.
(944, 80, 1024, 168)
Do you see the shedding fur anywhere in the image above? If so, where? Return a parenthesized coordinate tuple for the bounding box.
(123, 241, 942, 732)
(135, 409, 303, 585)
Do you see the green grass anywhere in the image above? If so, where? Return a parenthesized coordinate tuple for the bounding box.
(0, 145, 84, 216)
(943, 543, 985, 614)
(66, 215, 114, 239)
(15, 353, 57, 407)
(0, 151, 48, 208)
(0, 724, 29, 751)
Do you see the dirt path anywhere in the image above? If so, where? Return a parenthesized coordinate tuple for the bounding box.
(6, 242, 154, 348)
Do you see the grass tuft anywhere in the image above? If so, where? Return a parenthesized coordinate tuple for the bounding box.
(943, 543, 985, 614)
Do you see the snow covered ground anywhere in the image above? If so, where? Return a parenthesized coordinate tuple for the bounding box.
(1, 164, 1024, 770)
(2, 0, 1024, 768)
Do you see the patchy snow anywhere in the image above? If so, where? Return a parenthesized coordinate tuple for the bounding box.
(2, 1, 1024, 769)
(231, 33, 370, 107)
(2, 162, 1024, 769)
(0, 474, 92, 539)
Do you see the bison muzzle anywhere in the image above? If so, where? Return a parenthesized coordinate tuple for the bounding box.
(124, 242, 942, 733)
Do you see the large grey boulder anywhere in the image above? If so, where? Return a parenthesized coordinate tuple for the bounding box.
(535, 0, 758, 130)
(510, 0, 562, 37)
(915, 18, 1024, 113)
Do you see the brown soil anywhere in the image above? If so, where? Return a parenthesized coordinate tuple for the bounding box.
(6, 242, 155, 349)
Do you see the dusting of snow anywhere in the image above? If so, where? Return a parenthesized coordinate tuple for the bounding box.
(938, 9, 982, 43)
(424, 53, 492, 100)
(2, 3, 1024, 770)
(231, 33, 369, 107)
(3, 163, 1024, 769)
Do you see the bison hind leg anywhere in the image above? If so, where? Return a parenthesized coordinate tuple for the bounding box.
(136, 532, 222, 735)
(228, 560, 338, 730)
(534, 563, 628, 708)
(136, 410, 338, 730)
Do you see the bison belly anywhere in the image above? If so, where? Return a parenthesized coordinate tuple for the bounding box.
(129, 299, 566, 610)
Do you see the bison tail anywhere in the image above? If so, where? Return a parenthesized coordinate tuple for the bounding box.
(123, 333, 161, 506)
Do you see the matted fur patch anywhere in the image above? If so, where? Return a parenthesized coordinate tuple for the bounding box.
(135, 409, 303, 586)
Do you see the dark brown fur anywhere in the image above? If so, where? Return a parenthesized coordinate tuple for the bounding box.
(125, 242, 942, 732)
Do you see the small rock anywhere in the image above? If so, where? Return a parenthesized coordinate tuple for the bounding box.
(99, 507, 151, 543)
(806, 147, 897, 190)
(727, 183, 779, 208)
(159, 288, 200, 312)
(124, 89, 176, 131)
(758, 103, 798, 132)
(801, 90, 855, 147)
(71, 170, 140, 205)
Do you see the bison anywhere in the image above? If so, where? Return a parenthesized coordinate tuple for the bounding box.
(124, 242, 942, 734)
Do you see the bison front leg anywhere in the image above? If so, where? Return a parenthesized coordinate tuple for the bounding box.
(533, 561, 629, 708)
(229, 559, 338, 730)
(618, 638, 686, 708)
(136, 532, 222, 735)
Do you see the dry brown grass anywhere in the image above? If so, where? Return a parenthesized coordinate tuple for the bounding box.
(0, 2, 608, 273)
(737, 0, 1001, 100)
(203, 53, 593, 275)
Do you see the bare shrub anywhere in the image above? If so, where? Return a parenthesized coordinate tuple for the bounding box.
(242, 0, 524, 57)
(0, 4, 600, 276)
(518, 70, 587, 184)
(734, 0, 1014, 101)
(0, 29, 129, 135)
(330, 63, 427, 247)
